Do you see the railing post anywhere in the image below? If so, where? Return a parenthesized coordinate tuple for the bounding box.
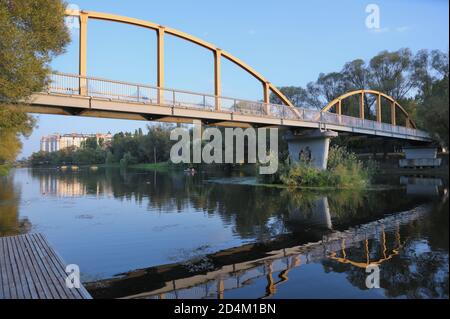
(137, 85, 140, 102)
(263, 81, 270, 115)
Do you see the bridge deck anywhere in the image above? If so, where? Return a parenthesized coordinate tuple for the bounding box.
(23, 73, 431, 142)
(0, 233, 91, 299)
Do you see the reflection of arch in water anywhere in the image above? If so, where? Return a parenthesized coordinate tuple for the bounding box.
(86, 206, 429, 299)
(328, 227, 402, 269)
(263, 255, 301, 299)
(288, 196, 332, 229)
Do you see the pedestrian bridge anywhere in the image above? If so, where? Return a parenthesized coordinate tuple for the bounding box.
(22, 10, 431, 143)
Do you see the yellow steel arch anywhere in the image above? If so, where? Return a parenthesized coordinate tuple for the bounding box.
(321, 89, 416, 128)
(328, 228, 403, 269)
(65, 9, 297, 116)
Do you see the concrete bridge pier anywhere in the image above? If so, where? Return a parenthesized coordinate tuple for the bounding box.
(285, 129, 338, 170)
(288, 196, 333, 229)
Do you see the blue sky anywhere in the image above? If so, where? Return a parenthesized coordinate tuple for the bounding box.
(20, 0, 449, 157)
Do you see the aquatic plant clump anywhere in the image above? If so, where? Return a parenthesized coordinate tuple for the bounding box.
(280, 146, 375, 188)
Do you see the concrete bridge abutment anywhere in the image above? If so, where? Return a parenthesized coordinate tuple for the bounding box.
(284, 129, 338, 170)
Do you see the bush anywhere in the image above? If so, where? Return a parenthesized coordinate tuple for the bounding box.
(105, 151, 115, 165)
(119, 152, 137, 168)
(279, 146, 373, 188)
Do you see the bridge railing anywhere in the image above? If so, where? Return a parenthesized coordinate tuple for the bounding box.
(318, 111, 430, 138)
(46, 73, 430, 139)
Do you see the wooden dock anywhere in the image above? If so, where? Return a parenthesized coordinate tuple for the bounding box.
(0, 233, 91, 299)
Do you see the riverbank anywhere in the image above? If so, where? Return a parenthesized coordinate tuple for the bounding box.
(96, 162, 171, 171)
(206, 176, 401, 192)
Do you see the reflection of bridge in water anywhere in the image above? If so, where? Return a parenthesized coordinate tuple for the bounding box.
(86, 201, 433, 299)
(400, 176, 444, 197)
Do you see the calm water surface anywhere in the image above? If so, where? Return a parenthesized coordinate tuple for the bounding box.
(0, 167, 448, 299)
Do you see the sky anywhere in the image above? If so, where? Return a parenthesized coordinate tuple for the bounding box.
(20, 0, 449, 157)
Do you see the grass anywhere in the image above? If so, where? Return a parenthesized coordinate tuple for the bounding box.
(129, 162, 171, 171)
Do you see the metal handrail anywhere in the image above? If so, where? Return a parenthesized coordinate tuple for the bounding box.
(45, 72, 431, 139)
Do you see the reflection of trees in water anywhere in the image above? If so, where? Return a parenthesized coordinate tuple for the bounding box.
(282, 188, 429, 231)
(31, 168, 289, 240)
(30, 169, 432, 241)
(322, 199, 449, 298)
(0, 176, 31, 236)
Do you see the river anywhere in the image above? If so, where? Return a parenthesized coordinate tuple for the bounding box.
(0, 167, 448, 299)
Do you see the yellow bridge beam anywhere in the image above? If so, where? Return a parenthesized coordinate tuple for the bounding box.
(66, 9, 296, 115)
(157, 27, 165, 105)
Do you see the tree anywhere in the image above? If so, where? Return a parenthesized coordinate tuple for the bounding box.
(0, 0, 70, 174)
(342, 59, 369, 90)
(82, 137, 99, 150)
(411, 50, 449, 146)
(367, 48, 416, 100)
(417, 70, 449, 146)
(0, 107, 35, 174)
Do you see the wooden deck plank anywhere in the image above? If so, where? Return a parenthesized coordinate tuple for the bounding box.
(21, 234, 55, 299)
(33, 234, 78, 299)
(4, 237, 21, 298)
(9, 236, 34, 298)
(22, 234, 61, 299)
(0, 239, 9, 298)
(34, 234, 90, 299)
(32, 233, 74, 299)
(0, 234, 91, 299)
(25, 234, 68, 299)
(15, 235, 45, 298)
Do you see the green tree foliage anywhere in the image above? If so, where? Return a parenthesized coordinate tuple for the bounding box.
(415, 50, 449, 147)
(29, 125, 175, 167)
(273, 48, 430, 110)
(0, 0, 70, 174)
(81, 136, 99, 150)
(0, 107, 35, 173)
(272, 48, 448, 147)
(119, 152, 137, 168)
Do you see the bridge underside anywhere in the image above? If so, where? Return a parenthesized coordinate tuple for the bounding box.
(16, 93, 432, 144)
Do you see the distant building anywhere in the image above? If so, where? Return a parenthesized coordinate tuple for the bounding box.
(40, 133, 112, 152)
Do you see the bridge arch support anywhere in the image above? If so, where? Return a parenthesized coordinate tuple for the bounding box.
(321, 90, 416, 129)
(65, 9, 297, 115)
